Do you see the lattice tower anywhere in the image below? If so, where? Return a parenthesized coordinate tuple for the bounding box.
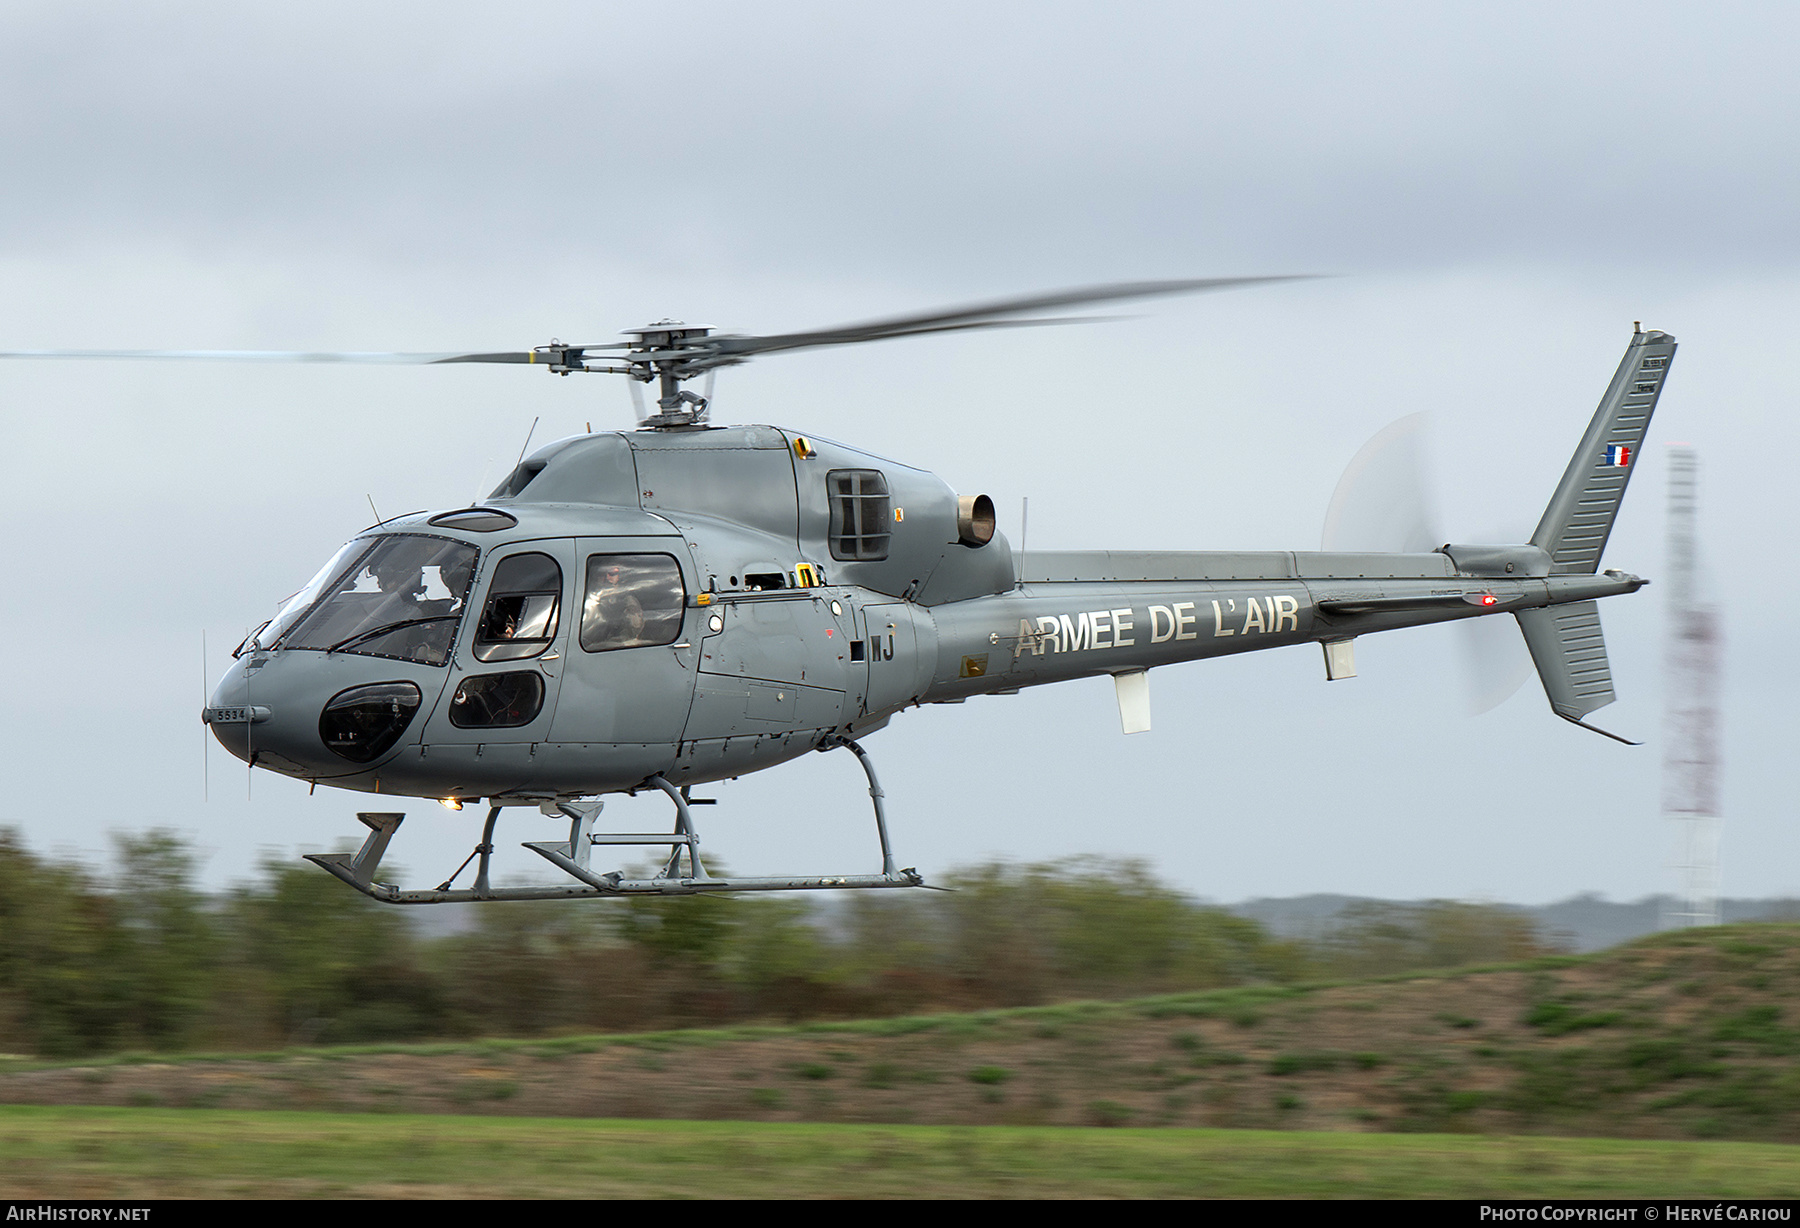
(1661, 447, 1722, 928)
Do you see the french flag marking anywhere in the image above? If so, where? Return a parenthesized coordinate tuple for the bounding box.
(1604, 444, 1633, 467)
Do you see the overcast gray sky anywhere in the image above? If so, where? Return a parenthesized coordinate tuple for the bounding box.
(3, 1, 1794, 904)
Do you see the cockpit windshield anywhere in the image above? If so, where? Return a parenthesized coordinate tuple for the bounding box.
(273, 535, 479, 666)
(251, 538, 368, 653)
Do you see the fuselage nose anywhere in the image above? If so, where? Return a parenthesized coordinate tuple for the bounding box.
(204, 649, 448, 782)
(203, 662, 261, 765)
(204, 655, 280, 759)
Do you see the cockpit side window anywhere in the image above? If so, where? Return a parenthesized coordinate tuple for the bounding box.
(474, 552, 562, 662)
(579, 554, 685, 652)
(280, 535, 479, 666)
(827, 469, 891, 561)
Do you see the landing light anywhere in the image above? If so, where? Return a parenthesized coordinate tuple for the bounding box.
(440, 797, 464, 811)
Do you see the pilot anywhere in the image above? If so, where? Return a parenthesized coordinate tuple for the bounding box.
(586, 559, 647, 647)
(415, 553, 478, 647)
(439, 553, 476, 612)
(370, 550, 427, 610)
(365, 546, 465, 664)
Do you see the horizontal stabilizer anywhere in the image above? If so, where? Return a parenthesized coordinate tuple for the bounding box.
(1516, 601, 1638, 743)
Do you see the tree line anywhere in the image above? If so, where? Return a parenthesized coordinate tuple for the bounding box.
(0, 828, 1559, 1057)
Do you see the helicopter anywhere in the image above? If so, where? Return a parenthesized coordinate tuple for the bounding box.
(4, 280, 1676, 903)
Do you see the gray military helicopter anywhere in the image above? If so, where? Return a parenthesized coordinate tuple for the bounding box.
(5, 280, 1675, 903)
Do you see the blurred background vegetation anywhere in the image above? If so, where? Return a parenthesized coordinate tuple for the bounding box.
(0, 828, 1563, 1057)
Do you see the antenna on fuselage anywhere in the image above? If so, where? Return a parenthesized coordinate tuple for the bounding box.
(1016, 496, 1029, 590)
(514, 416, 539, 469)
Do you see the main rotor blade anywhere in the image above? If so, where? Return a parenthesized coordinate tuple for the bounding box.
(696, 315, 1127, 366)
(0, 348, 539, 365)
(698, 275, 1313, 364)
(0, 276, 1312, 375)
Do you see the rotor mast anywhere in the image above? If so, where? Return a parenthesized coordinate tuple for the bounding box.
(624, 321, 715, 427)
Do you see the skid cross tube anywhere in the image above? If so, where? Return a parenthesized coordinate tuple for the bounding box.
(525, 748, 923, 894)
(305, 739, 924, 903)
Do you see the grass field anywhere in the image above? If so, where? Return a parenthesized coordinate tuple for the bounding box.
(12, 927, 1800, 1141)
(9, 926, 1800, 1198)
(3, 1106, 1800, 1198)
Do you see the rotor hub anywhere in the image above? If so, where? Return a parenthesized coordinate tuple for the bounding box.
(623, 320, 712, 347)
(621, 322, 718, 427)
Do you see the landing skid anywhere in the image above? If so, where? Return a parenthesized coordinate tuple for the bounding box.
(304, 736, 925, 903)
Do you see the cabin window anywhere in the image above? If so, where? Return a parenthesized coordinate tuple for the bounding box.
(827, 469, 891, 561)
(319, 681, 422, 762)
(449, 672, 545, 728)
(473, 552, 562, 662)
(579, 554, 686, 651)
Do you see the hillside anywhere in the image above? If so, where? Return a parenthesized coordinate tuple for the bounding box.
(1232, 893, 1800, 953)
(4, 924, 1800, 1142)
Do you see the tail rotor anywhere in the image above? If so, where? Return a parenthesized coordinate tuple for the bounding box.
(1323, 412, 1533, 714)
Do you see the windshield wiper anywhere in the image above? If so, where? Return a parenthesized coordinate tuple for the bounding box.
(232, 621, 272, 659)
(328, 615, 459, 655)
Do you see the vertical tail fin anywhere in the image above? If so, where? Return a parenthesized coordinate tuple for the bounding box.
(1517, 327, 1674, 742)
(1531, 328, 1677, 574)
